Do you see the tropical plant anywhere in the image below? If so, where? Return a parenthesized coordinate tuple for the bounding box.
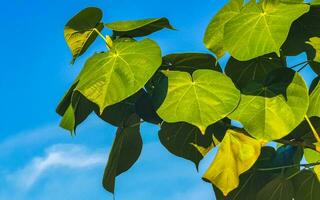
(57, 0, 320, 199)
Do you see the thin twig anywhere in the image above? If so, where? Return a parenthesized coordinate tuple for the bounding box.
(257, 161, 320, 171)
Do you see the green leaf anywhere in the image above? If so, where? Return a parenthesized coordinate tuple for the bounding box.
(203, 129, 261, 196)
(156, 70, 240, 133)
(311, 0, 320, 5)
(292, 170, 320, 200)
(229, 68, 309, 141)
(282, 5, 320, 56)
(256, 176, 294, 200)
(213, 147, 278, 200)
(204, 0, 243, 59)
(158, 122, 218, 168)
(74, 38, 162, 113)
(135, 91, 162, 124)
(307, 37, 320, 63)
(105, 18, 174, 38)
(97, 90, 145, 127)
(59, 92, 95, 133)
(304, 148, 320, 164)
(161, 53, 222, 73)
(281, 5, 320, 75)
(64, 7, 103, 64)
(224, 0, 309, 61)
(102, 114, 142, 193)
(225, 53, 284, 90)
(283, 117, 320, 144)
(308, 78, 320, 118)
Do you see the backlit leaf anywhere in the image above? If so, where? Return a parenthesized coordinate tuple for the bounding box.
(64, 7, 103, 64)
(105, 18, 174, 38)
(224, 0, 309, 60)
(203, 129, 261, 196)
(203, 0, 243, 58)
(229, 68, 309, 141)
(156, 70, 240, 133)
(102, 114, 142, 193)
(75, 38, 162, 113)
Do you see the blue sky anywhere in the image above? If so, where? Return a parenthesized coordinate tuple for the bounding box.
(0, 0, 317, 200)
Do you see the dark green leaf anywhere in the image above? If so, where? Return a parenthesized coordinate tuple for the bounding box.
(64, 7, 103, 64)
(159, 121, 224, 168)
(102, 114, 142, 193)
(161, 53, 222, 74)
(135, 91, 162, 124)
(292, 170, 320, 200)
(97, 90, 145, 127)
(225, 53, 284, 90)
(256, 176, 294, 200)
(105, 18, 174, 38)
(59, 91, 96, 133)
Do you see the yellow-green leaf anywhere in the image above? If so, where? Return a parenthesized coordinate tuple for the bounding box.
(64, 7, 103, 64)
(203, 0, 243, 59)
(75, 38, 162, 113)
(307, 37, 320, 63)
(224, 0, 309, 61)
(203, 129, 261, 196)
(156, 70, 240, 134)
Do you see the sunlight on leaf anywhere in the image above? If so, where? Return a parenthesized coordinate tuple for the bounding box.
(156, 70, 240, 134)
(224, 0, 309, 60)
(75, 38, 162, 113)
(203, 0, 243, 59)
(64, 7, 103, 64)
(229, 68, 309, 141)
(203, 129, 261, 196)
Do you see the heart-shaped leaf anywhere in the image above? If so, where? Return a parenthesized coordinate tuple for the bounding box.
(156, 70, 240, 133)
(74, 38, 162, 113)
(203, 129, 261, 196)
(105, 18, 174, 38)
(64, 7, 104, 64)
(225, 53, 284, 90)
(229, 68, 309, 141)
(103, 114, 142, 193)
(224, 0, 309, 60)
(204, 0, 243, 59)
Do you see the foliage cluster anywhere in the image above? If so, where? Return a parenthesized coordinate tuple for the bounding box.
(57, 0, 320, 199)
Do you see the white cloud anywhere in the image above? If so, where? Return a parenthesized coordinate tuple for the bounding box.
(7, 144, 106, 189)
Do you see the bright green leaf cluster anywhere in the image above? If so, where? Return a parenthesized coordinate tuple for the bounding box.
(57, 2, 320, 198)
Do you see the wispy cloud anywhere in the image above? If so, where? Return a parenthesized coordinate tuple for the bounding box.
(7, 144, 106, 189)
